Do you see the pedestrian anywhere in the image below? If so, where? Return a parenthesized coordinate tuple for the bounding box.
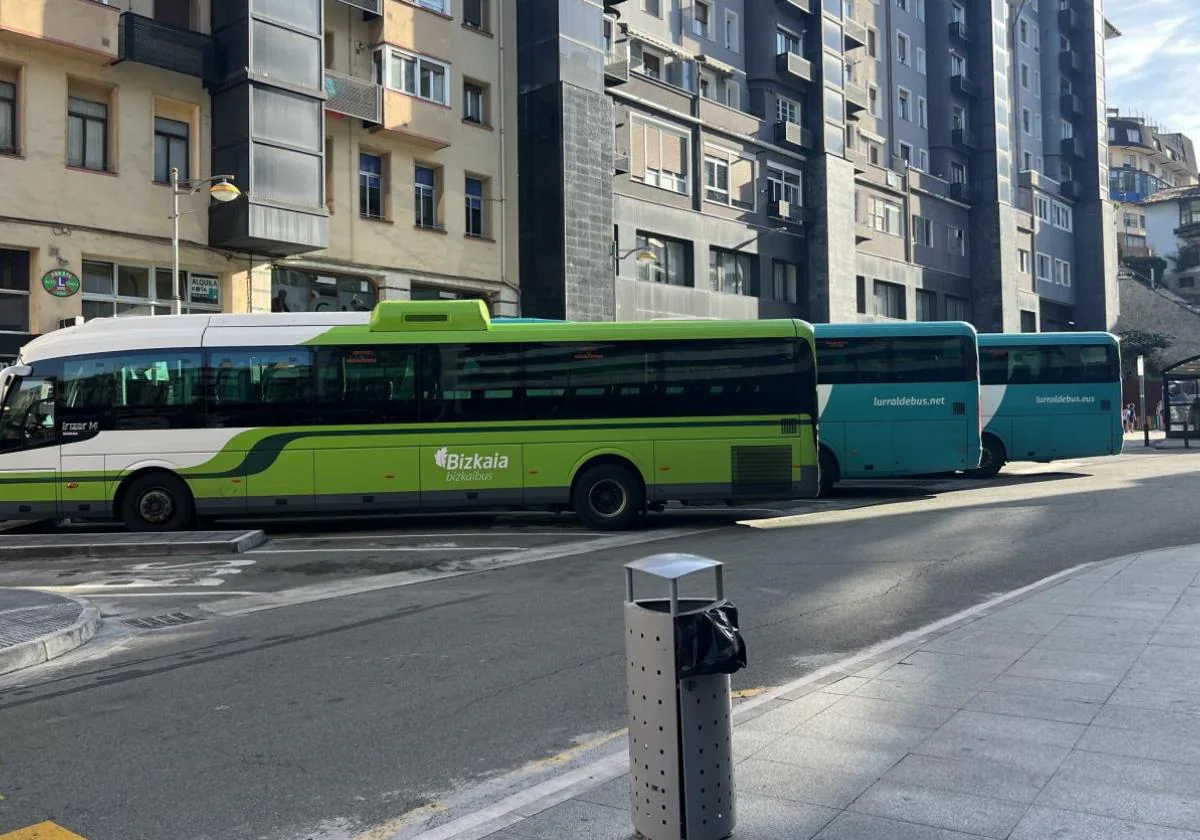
(1157, 399, 1165, 431)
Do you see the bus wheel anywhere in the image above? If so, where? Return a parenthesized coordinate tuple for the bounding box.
(818, 449, 839, 497)
(573, 463, 644, 531)
(969, 438, 1006, 479)
(119, 472, 195, 532)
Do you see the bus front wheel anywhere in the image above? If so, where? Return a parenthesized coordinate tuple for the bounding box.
(970, 438, 1006, 479)
(572, 463, 644, 531)
(119, 471, 195, 532)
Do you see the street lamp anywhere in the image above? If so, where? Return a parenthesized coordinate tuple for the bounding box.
(170, 167, 240, 316)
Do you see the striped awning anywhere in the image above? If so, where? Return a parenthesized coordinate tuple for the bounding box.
(697, 54, 738, 76)
(623, 25, 692, 59)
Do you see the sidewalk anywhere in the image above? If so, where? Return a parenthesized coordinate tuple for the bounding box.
(0, 589, 100, 677)
(459, 545, 1200, 840)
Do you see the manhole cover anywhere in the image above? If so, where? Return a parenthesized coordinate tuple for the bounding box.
(122, 612, 205, 630)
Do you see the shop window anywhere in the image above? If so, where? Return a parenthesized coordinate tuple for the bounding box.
(272, 268, 378, 313)
(81, 259, 220, 320)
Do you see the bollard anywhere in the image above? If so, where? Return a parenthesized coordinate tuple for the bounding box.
(624, 554, 746, 840)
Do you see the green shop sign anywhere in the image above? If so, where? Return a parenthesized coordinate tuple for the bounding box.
(42, 269, 81, 298)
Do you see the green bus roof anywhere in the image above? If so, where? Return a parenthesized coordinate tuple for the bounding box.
(814, 321, 978, 339)
(977, 331, 1119, 347)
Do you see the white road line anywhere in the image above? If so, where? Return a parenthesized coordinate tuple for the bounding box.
(395, 559, 1099, 840)
(201, 527, 718, 617)
(265, 532, 593, 543)
(249, 546, 528, 554)
(3, 586, 260, 596)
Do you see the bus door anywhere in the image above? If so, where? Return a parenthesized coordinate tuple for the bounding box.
(0, 364, 61, 519)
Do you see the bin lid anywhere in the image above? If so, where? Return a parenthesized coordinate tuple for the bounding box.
(625, 553, 721, 581)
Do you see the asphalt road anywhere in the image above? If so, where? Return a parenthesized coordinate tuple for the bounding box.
(0, 448, 1196, 840)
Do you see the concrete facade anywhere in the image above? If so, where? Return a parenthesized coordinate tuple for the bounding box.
(0, 0, 519, 358)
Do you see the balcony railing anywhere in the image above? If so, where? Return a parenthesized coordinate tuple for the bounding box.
(605, 40, 630, 86)
(948, 21, 970, 43)
(1058, 5, 1078, 31)
(843, 18, 867, 50)
(776, 51, 814, 83)
(0, 0, 120, 63)
(949, 182, 973, 203)
(1060, 93, 1085, 119)
(1060, 180, 1081, 200)
(774, 120, 815, 151)
(118, 12, 212, 80)
(335, 0, 382, 15)
(776, 0, 815, 14)
(950, 74, 979, 98)
(951, 127, 978, 149)
(844, 80, 868, 115)
(1061, 135, 1086, 159)
(1059, 50, 1084, 76)
(324, 70, 382, 123)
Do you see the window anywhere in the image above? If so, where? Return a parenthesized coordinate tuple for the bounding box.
(415, 0, 448, 11)
(868, 85, 879, 116)
(915, 0, 925, 20)
(1034, 69, 1041, 94)
(1021, 107, 1031, 135)
(1035, 252, 1050, 281)
(897, 87, 911, 121)
(0, 248, 30, 332)
(944, 295, 970, 322)
(709, 248, 755, 296)
(898, 141, 913, 165)
(0, 373, 55, 452)
(869, 197, 902, 236)
(206, 347, 315, 427)
(314, 346, 419, 426)
(1023, 150, 1033, 171)
(952, 105, 966, 130)
(1054, 259, 1072, 286)
(917, 149, 928, 171)
(637, 49, 662, 80)
(896, 32, 910, 65)
(948, 225, 965, 256)
(0, 79, 14, 154)
(636, 232, 690, 286)
(153, 116, 189, 184)
(379, 48, 449, 106)
(1019, 249, 1031, 273)
(896, 0, 908, 10)
(916, 48, 926, 75)
(465, 176, 485, 238)
(1020, 62, 1030, 90)
(867, 28, 878, 57)
(1020, 311, 1037, 333)
(949, 161, 966, 184)
(1052, 201, 1073, 231)
(67, 94, 109, 171)
(359, 152, 385, 219)
(1034, 113, 1042, 139)
(771, 261, 799, 303)
(873, 280, 906, 319)
(1061, 119, 1073, 140)
(631, 118, 691, 194)
(979, 344, 1120, 386)
(915, 289, 936, 321)
(692, 0, 712, 38)
(463, 0, 488, 30)
(776, 28, 802, 55)
(913, 215, 933, 247)
(867, 141, 881, 166)
(58, 351, 204, 433)
(81, 259, 221, 320)
(724, 10, 740, 52)
(951, 2, 965, 24)
(643, 0, 660, 15)
(703, 151, 754, 210)
(1019, 18, 1029, 44)
(272, 268, 377, 314)
(856, 276, 867, 314)
(950, 52, 966, 76)
(777, 96, 801, 124)
(463, 81, 486, 124)
(725, 80, 740, 110)
(767, 165, 803, 213)
(1035, 194, 1050, 221)
(414, 164, 438, 229)
(917, 97, 927, 128)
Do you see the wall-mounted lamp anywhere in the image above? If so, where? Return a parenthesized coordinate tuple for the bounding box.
(635, 237, 664, 264)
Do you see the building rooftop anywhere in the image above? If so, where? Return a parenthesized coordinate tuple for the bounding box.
(1141, 184, 1200, 205)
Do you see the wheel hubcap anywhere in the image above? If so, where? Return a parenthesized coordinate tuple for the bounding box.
(589, 479, 628, 518)
(138, 488, 174, 525)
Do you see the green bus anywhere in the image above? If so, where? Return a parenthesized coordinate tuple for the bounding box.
(814, 322, 982, 493)
(0, 301, 819, 531)
(975, 331, 1123, 477)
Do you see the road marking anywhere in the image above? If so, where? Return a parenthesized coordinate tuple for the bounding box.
(10, 589, 260, 597)
(0, 823, 87, 840)
(395, 559, 1097, 840)
(267, 532, 592, 543)
(202, 527, 718, 617)
(249, 547, 528, 555)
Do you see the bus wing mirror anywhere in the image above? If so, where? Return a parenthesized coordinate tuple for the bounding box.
(5, 365, 31, 378)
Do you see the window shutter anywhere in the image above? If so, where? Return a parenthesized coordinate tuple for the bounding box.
(729, 157, 754, 208)
(631, 121, 646, 178)
(661, 131, 686, 177)
(645, 124, 662, 171)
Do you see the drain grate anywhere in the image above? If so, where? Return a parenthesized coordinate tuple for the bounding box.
(122, 612, 205, 630)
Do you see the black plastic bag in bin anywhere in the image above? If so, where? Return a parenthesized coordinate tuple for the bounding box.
(674, 603, 747, 679)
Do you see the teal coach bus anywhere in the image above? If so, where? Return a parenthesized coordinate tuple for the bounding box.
(974, 332, 1123, 477)
(814, 322, 982, 493)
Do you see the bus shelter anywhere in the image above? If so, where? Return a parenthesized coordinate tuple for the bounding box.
(1162, 355, 1200, 438)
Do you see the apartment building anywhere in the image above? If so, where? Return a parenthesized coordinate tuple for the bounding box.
(517, 0, 1119, 333)
(0, 0, 518, 358)
(1107, 110, 1198, 262)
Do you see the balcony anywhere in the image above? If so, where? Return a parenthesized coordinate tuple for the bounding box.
(0, 0, 119, 63)
(605, 41, 630, 86)
(379, 90, 456, 149)
(847, 146, 868, 173)
(1019, 169, 1047, 191)
(1060, 180, 1081, 200)
(325, 70, 383, 123)
(950, 74, 979, 99)
(698, 97, 761, 135)
(776, 51, 815, 83)
(1174, 221, 1200, 240)
(604, 0, 631, 14)
(949, 182, 973, 203)
(1061, 93, 1086, 119)
(614, 151, 630, 174)
(337, 0, 383, 16)
(774, 120, 816, 152)
(1061, 135, 1086, 159)
(371, 0, 453, 59)
(856, 220, 874, 243)
(948, 21, 970, 44)
(776, 0, 815, 14)
(118, 12, 211, 80)
(843, 18, 867, 51)
(1058, 5, 1079, 31)
(1059, 49, 1084, 76)
(951, 127, 978, 149)
(844, 80, 869, 116)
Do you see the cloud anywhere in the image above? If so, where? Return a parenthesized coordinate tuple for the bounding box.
(1104, 0, 1200, 140)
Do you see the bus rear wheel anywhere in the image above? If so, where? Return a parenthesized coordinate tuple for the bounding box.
(818, 448, 839, 497)
(573, 463, 644, 531)
(119, 472, 195, 532)
(969, 437, 1005, 479)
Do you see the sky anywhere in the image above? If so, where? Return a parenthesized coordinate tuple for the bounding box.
(1103, 0, 1200, 141)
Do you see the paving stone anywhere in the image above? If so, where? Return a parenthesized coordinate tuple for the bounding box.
(1078, 724, 1200, 767)
(576, 775, 630, 810)
(1036, 751, 1200, 831)
(736, 757, 877, 810)
(813, 811, 992, 840)
(1108, 687, 1200, 716)
(933, 709, 1087, 748)
(1092, 703, 1200, 734)
(914, 725, 1074, 777)
(849, 679, 979, 709)
(790, 709, 934, 750)
(753, 732, 910, 778)
(900, 650, 1017, 674)
(987, 675, 1114, 703)
(506, 800, 637, 840)
(849, 779, 1027, 838)
(1010, 804, 1200, 839)
(874, 662, 999, 690)
(822, 694, 958, 730)
(733, 728, 781, 760)
(881, 751, 1052, 804)
(738, 692, 842, 735)
(729, 792, 838, 840)
(818, 676, 872, 695)
(966, 689, 1102, 724)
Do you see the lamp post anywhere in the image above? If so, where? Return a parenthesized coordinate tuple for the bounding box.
(170, 167, 241, 315)
(1137, 355, 1149, 448)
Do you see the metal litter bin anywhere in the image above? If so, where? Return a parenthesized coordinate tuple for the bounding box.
(624, 553, 746, 840)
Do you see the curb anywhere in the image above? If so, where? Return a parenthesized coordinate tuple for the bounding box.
(0, 594, 101, 678)
(0, 529, 267, 561)
(395, 557, 1109, 840)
